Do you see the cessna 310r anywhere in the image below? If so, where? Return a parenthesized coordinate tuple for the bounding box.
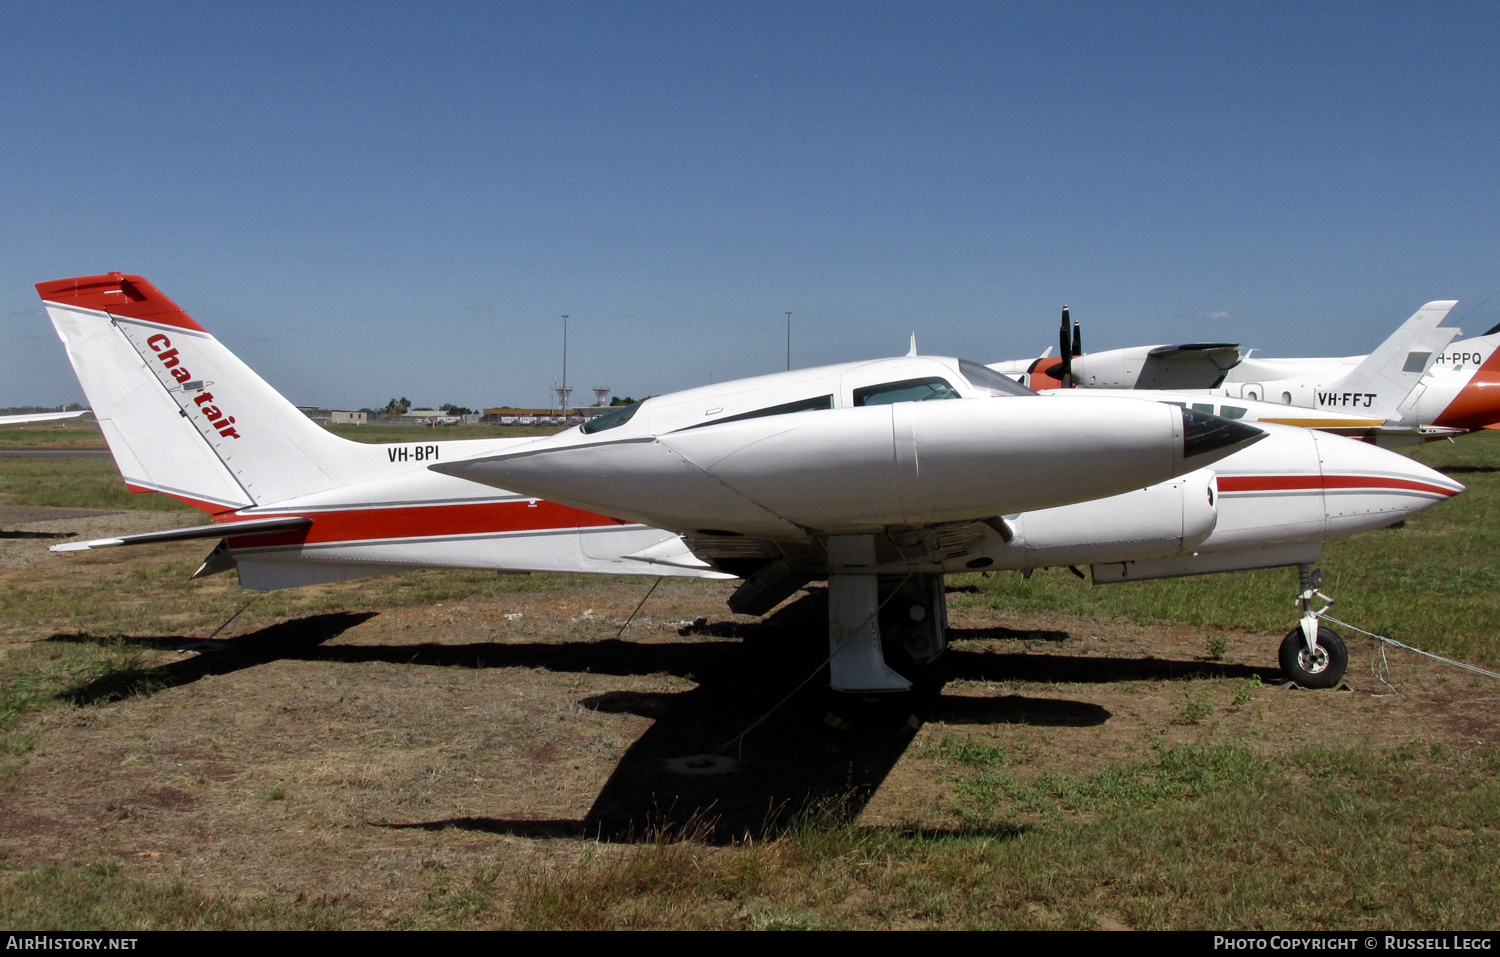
(993, 301, 1500, 445)
(39, 274, 1462, 693)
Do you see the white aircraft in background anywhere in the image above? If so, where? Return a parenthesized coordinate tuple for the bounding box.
(39, 274, 1461, 693)
(1220, 315, 1500, 437)
(0, 409, 87, 426)
(992, 303, 1500, 445)
(988, 307, 1244, 392)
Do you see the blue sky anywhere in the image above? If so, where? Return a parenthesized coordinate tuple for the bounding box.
(4, 1, 1499, 409)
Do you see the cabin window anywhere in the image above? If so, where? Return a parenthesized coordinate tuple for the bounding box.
(854, 377, 961, 406)
(1219, 405, 1247, 419)
(579, 402, 641, 434)
(1192, 402, 1215, 414)
(674, 394, 834, 431)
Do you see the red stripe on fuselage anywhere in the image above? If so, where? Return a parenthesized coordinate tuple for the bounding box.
(216, 499, 629, 548)
(1218, 474, 1459, 497)
(36, 273, 206, 331)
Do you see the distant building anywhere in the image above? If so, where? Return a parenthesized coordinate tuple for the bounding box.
(400, 409, 483, 426)
(481, 407, 608, 425)
(330, 410, 368, 425)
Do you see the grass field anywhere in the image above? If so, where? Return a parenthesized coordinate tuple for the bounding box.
(0, 422, 1495, 930)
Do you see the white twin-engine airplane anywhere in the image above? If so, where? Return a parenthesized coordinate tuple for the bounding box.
(991, 302, 1500, 446)
(39, 274, 1462, 694)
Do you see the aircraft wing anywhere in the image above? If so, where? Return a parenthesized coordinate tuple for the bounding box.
(1133, 343, 1243, 389)
(1004, 343, 1244, 390)
(0, 409, 88, 426)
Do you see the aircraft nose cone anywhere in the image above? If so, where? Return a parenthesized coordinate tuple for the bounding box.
(1310, 431, 1464, 535)
(1182, 408, 1266, 461)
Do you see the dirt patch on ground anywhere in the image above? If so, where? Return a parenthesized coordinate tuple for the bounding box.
(0, 509, 1495, 924)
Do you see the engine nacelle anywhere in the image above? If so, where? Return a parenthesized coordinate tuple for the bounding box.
(985, 470, 1219, 569)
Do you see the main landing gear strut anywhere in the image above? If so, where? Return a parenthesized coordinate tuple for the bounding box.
(825, 535, 949, 694)
(1279, 564, 1348, 688)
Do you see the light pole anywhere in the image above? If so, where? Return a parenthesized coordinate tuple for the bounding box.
(561, 315, 569, 418)
(785, 311, 792, 371)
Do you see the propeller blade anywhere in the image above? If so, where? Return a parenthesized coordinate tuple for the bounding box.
(1058, 306, 1072, 386)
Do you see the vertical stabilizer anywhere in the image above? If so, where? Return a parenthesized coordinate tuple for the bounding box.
(38, 273, 369, 509)
(1324, 301, 1459, 421)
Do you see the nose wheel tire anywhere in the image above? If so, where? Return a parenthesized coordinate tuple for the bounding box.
(1278, 625, 1348, 688)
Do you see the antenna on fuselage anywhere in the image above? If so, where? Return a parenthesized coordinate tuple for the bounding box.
(907, 333, 917, 357)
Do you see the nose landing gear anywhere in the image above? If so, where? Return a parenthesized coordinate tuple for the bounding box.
(1280, 564, 1348, 688)
(1279, 623, 1348, 687)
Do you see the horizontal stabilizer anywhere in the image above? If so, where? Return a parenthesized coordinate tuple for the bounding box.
(0, 410, 88, 427)
(50, 515, 311, 552)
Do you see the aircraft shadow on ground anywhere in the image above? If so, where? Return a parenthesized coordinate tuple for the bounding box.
(48, 613, 379, 705)
(48, 593, 1274, 843)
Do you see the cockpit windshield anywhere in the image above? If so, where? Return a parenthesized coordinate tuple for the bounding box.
(579, 402, 641, 434)
(959, 359, 1036, 397)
